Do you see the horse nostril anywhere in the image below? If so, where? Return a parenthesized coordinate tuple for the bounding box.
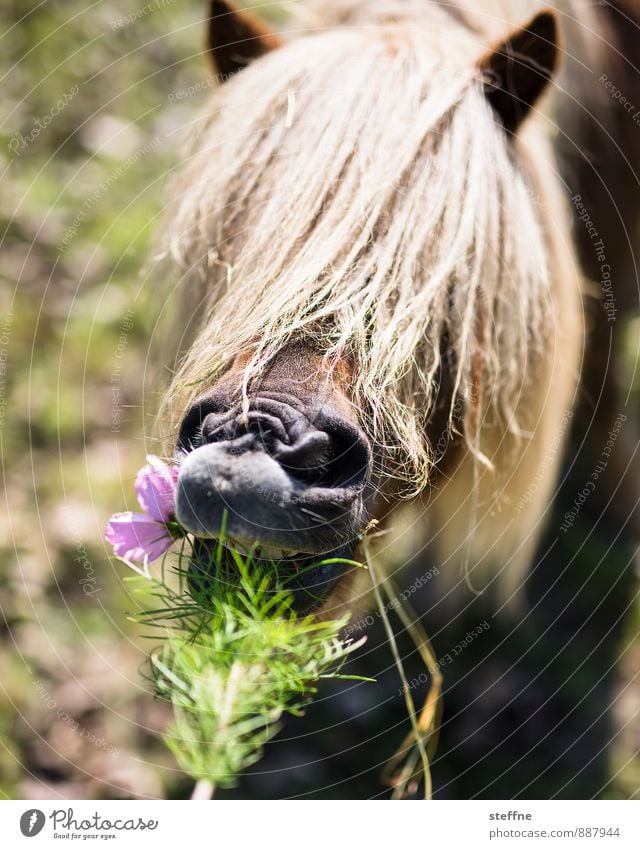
(200, 411, 235, 444)
(276, 419, 371, 491)
(276, 431, 332, 481)
(323, 421, 371, 490)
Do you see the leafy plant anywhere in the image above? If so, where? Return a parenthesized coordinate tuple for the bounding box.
(106, 457, 442, 799)
(130, 538, 368, 797)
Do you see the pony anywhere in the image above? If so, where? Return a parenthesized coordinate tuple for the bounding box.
(157, 0, 584, 601)
(152, 0, 640, 797)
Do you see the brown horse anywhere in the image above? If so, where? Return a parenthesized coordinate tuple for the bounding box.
(156, 0, 639, 625)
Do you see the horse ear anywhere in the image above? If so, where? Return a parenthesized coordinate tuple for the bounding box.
(207, 0, 282, 79)
(480, 10, 559, 134)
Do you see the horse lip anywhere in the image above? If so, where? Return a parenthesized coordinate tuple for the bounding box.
(175, 443, 364, 549)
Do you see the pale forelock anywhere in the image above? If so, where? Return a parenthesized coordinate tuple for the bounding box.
(157, 6, 558, 494)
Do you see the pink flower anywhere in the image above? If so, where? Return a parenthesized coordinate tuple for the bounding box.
(105, 456, 181, 574)
(134, 456, 178, 523)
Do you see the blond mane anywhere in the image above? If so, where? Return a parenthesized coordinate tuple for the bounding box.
(157, 0, 584, 516)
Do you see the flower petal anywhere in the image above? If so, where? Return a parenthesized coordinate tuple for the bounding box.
(134, 456, 179, 522)
(105, 512, 174, 563)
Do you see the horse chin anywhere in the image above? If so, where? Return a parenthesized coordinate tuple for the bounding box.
(187, 537, 354, 616)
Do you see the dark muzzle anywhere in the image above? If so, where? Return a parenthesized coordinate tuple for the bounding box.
(175, 396, 371, 555)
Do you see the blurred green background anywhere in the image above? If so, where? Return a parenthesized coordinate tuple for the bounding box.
(0, 0, 220, 799)
(1, 0, 639, 800)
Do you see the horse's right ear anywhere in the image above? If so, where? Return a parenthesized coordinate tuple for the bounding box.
(479, 10, 560, 134)
(207, 0, 282, 80)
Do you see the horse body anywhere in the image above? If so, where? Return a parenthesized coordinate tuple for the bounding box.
(159, 0, 636, 617)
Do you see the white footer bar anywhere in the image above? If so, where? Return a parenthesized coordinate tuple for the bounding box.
(1, 800, 638, 848)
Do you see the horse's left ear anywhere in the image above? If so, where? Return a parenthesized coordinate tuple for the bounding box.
(479, 10, 560, 134)
(207, 0, 282, 79)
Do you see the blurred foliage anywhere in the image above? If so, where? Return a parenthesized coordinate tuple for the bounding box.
(0, 0, 218, 799)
